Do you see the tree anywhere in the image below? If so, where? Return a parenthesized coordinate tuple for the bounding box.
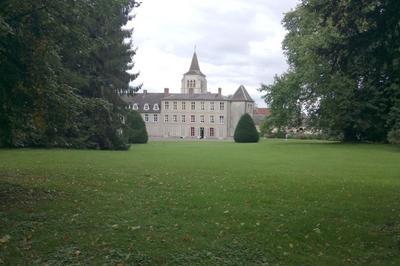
(260, 0, 400, 142)
(125, 111, 148, 144)
(0, 0, 140, 149)
(234, 113, 259, 143)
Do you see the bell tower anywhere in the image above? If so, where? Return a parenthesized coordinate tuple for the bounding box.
(181, 51, 207, 94)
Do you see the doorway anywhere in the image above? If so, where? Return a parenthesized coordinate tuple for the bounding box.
(200, 127, 204, 139)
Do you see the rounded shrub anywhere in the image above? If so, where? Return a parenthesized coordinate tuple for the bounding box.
(125, 111, 148, 144)
(234, 113, 259, 143)
(388, 129, 400, 144)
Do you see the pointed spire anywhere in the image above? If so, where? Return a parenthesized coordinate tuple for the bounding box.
(185, 50, 205, 76)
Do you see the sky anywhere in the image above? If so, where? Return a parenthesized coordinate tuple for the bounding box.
(128, 0, 299, 107)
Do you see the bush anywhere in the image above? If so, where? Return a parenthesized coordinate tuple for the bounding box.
(125, 111, 148, 144)
(234, 113, 259, 143)
(388, 129, 400, 144)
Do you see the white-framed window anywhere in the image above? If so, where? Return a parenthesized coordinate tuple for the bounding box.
(191, 115, 195, 123)
(182, 102, 186, 110)
(144, 114, 149, 122)
(187, 80, 190, 87)
(200, 115, 204, 123)
(173, 101, 177, 110)
(209, 127, 215, 137)
(164, 101, 169, 110)
(210, 115, 215, 123)
(219, 115, 224, 124)
(201, 101, 205, 110)
(191, 101, 196, 110)
(153, 114, 158, 122)
(133, 103, 138, 110)
(247, 103, 253, 110)
(210, 102, 214, 111)
(219, 102, 224, 111)
(153, 104, 159, 111)
(173, 115, 177, 122)
(193, 80, 196, 87)
(190, 127, 195, 136)
(182, 115, 186, 123)
(144, 103, 149, 110)
(164, 115, 169, 122)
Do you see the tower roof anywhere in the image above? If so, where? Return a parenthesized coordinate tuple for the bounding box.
(231, 85, 254, 102)
(185, 52, 205, 76)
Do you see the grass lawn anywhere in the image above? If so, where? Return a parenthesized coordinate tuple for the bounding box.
(0, 139, 399, 265)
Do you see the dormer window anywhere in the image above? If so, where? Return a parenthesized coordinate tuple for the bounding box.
(144, 103, 149, 110)
(133, 103, 138, 110)
(153, 104, 159, 110)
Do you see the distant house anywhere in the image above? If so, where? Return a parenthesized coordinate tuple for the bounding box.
(120, 52, 255, 139)
(253, 107, 271, 131)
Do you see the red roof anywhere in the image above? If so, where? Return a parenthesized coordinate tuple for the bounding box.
(254, 108, 271, 116)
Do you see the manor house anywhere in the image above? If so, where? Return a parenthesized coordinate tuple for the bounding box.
(121, 52, 254, 139)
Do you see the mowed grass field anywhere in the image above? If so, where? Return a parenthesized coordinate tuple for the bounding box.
(0, 140, 399, 265)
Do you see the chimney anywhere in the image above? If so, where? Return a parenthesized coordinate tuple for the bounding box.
(218, 87, 222, 96)
(189, 88, 194, 95)
(143, 89, 147, 95)
(164, 88, 169, 96)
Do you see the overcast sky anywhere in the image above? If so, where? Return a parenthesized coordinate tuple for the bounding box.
(128, 0, 299, 107)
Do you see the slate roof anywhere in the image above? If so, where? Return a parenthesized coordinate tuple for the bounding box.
(184, 52, 205, 76)
(120, 93, 164, 113)
(230, 85, 254, 102)
(162, 93, 229, 101)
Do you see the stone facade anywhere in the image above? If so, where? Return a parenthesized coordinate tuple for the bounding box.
(121, 52, 254, 139)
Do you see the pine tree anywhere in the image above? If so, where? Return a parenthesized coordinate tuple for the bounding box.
(234, 113, 259, 143)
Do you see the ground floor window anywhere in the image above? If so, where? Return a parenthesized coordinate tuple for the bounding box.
(153, 114, 158, 122)
(209, 127, 215, 137)
(173, 115, 177, 122)
(190, 127, 195, 137)
(144, 114, 149, 122)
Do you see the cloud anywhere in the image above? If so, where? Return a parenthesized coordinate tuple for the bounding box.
(128, 0, 299, 107)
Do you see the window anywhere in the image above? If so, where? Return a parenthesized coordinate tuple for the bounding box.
(144, 103, 149, 110)
(191, 101, 196, 110)
(200, 115, 205, 123)
(190, 127, 195, 136)
(173, 115, 177, 122)
(193, 80, 196, 87)
(153, 114, 158, 122)
(164, 115, 169, 122)
(219, 102, 224, 111)
(144, 114, 149, 122)
(133, 103, 138, 110)
(153, 104, 159, 111)
(210, 102, 214, 111)
(173, 101, 177, 110)
(181, 115, 186, 123)
(219, 115, 224, 124)
(191, 115, 196, 123)
(201, 101, 205, 110)
(247, 103, 253, 110)
(210, 115, 215, 123)
(165, 101, 169, 110)
(209, 127, 215, 137)
(187, 80, 189, 87)
(182, 102, 186, 110)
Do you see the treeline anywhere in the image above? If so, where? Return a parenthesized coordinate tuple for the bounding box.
(0, 0, 140, 149)
(261, 0, 400, 143)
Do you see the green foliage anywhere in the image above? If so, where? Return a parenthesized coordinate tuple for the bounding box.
(234, 113, 259, 143)
(0, 0, 140, 149)
(387, 129, 400, 144)
(125, 111, 148, 144)
(260, 0, 400, 143)
(1, 141, 400, 264)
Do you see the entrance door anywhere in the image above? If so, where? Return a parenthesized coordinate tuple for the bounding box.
(200, 127, 204, 139)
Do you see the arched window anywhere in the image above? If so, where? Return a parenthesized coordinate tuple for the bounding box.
(153, 104, 159, 110)
(133, 103, 138, 110)
(144, 103, 149, 110)
(193, 80, 196, 87)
